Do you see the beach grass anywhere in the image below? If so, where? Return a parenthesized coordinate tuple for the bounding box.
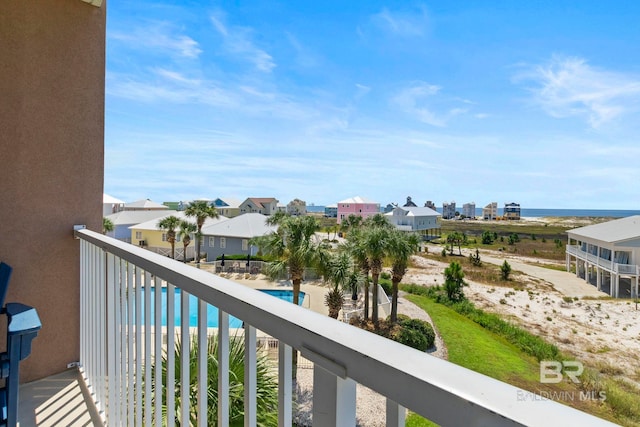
(403, 293, 623, 425)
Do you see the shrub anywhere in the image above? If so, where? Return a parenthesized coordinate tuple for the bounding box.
(400, 318, 436, 348)
(481, 231, 495, 244)
(500, 260, 512, 280)
(395, 327, 429, 351)
(378, 277, 392, 296)
(380, 271, 391, 280)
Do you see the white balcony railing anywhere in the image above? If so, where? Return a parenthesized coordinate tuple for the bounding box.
(567, 245, 639, 276)
(77, 229, 612, 426)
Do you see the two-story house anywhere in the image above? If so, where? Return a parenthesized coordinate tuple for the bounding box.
(239, 197, 280, 215)
(566, 216, 640, 298)
(384, 206, 441, 240)
(336, 196, 380, 224)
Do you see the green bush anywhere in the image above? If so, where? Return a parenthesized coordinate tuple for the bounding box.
(400, 318, 435, 348)
(380, 271, 391, 280)
(378, 277, 393, 295)
(395, 327, 429, 351)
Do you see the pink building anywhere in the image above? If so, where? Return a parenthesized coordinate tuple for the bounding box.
(336, 196, 381, 224)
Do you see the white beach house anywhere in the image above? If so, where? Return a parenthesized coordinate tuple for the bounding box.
(566, 216, 640, 297)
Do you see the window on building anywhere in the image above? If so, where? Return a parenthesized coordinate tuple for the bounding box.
(220, 237, 226, 249)
(209, 237, 215, 247)
(242, 239, 248, 251)
(162, 233, 167, 242)
(135, 231, 142, 239)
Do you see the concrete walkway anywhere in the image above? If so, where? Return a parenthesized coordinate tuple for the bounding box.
(478, 251, 609, 298)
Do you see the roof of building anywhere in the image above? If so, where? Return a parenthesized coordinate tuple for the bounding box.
(214, 197, 242, 208)
(385, 206, 441, 217)
(130, 211, 227, 231)
(325, 204, 337, 209)
(201, 213, 277, 238)
(567, 216, 640, 243)
(244, 197, 278, 208)
(106, 210, 176, 225)
(338, 196, 378, 204)
(124, 199, 169, 210)
(103, 193, 124, 204)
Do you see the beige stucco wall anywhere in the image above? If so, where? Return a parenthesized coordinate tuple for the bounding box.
(0, 1, 105, 382)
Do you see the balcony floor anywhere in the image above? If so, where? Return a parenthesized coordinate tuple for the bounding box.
(18, 369, 102, 427)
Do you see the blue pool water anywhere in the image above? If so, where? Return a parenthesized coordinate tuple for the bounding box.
(140, 288, 305, 328)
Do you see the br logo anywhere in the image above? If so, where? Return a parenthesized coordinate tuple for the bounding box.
(540, 361, 583, 384)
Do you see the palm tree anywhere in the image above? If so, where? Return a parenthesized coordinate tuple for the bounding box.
(178, 220, 197, 263)
(251, 213, 321, 381)
(158, 215, 181, 259)
(387, 230, 420, 323)
(150, 335, 278, 426)
(251, 214, 320, 306)
(361, 225, 391, 327)
(343, 228, 371, 319)
(185, 201, 219, 264)
(322, 251, 358, 319)
(102, 217, 114, 234)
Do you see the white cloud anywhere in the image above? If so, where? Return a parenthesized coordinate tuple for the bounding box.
(110, 23, 202, 59)
(516, 55, 640, 128)
(371, 7, 428, 37)
(391, 82, 467, 127)
(210, 12, 276, 73)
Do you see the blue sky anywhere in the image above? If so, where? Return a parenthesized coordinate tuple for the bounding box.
(105, 1, 640, 209)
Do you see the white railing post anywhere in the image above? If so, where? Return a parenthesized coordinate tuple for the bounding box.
(166, 283, 176, 425)
(312, 366, 356, 426)
(386, 399, 406, 427)
(180, 290, 190, 425)
(144, 271, 152, 426)
(135, 266, 143, 427)
(244, 325, 257, 427)
(278, 343, 292, 426)
(106, 253, 118, 425)
(218, 310, 230, 427)
(154, 276, 163, 427)
(198, 299, 208, 427)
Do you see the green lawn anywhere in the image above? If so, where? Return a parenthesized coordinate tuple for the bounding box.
(402, 294, 620, 426)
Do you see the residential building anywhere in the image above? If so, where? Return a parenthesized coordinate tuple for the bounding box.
(1, 0, 105, 383)
(336, 196, 380, 224)
(130, 212, 227, 260)
(462, 202, 476, 219)
(103, 193, 125, 216)
(239, 197, 280, 215)
(403, 196, 418, 207)
(201, 213, 277, 262)
(424, 200, 437, 210)
(324, 203, 338, 217)
(483, 202, 498, 220)
(105, 210, 175, 243)
(384, 206, 441, 240)
(566, 216, 640, 298)
(287, 198, 307, 216)
(123, 199, 170, 211)
(383, 203, 397, 213)
(213, 197, 242, 218)
(504, 202, 521, 220)
(442, 201, 456, 219)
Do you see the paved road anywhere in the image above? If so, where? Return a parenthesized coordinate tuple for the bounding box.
(476, 250, 609, 298)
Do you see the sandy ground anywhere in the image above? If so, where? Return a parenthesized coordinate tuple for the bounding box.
(202, 216, 640, 425)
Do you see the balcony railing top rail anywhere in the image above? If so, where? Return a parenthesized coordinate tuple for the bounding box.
(78, 229, 613, 426)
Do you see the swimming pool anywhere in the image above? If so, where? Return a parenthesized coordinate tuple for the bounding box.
(141, 288, 305, 328)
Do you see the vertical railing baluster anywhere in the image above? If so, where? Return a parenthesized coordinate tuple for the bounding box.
(180, 289, 190, 425)
(244, 325, 257, 427)
(119, 259, 127, 422)
(278, 343, 292, 426)
(154, 276, 163, 427)
(166, 283, 176, 425)
(98, 244, 106, 419)
(106, 253, 117, 425)
(197, 299, 208, 427)
(135, 266, 143, 427)
(312, 367, 356, 426)
(144, 271, 152, 426)
(386, 399, 406, 427)
(218, 310, 229, 427)
(127, 262, 135, 427)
